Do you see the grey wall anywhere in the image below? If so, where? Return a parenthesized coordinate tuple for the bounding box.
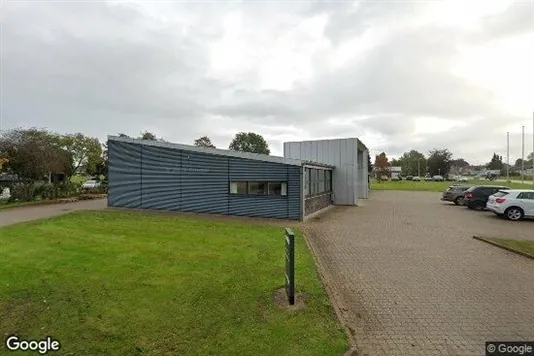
(283, 138, 368, 205)
(108, 140, 302, 220)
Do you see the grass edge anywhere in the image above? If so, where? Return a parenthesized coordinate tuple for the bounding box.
(300, 226, 358, 356)
(472, 236, 534, 260)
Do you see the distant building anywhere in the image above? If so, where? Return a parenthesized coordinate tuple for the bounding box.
(390, 166, 402, 178)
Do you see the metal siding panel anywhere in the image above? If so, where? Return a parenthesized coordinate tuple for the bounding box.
(227, 161, 301, 220)
(108, 141, 142, 208)
(181, 150, 229, 214)
(229, 157, 288, 180)
(140, 145, 182, 211)
(287, 165, 301, 220)
(228, 197, 289, 219)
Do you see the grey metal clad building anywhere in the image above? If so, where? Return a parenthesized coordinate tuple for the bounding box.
(107, 136, 335, 221)
(283, 138, 369, 206)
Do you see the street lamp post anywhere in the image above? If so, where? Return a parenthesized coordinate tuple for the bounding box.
(506, 131, 510, 183)
(522, 126, 525, 184)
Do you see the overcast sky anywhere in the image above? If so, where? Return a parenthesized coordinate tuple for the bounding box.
(1, 0, 533, 164)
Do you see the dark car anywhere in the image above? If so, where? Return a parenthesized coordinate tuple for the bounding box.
(463, 185, 510, 210)
(406, 175, 414, 181)
(441, 185, 472, 205)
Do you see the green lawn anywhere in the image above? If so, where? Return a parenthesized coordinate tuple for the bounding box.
(0, 211, 348, 356)
(371, 179, 534, 192)
(487, 238, 534, 256)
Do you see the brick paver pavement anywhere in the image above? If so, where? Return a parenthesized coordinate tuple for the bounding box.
(305, 191, 534, 356)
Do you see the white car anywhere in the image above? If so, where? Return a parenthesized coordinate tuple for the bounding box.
(486, 189, 534, 221)
(412, 176, 421, 181)
(82, 180, 101, 189)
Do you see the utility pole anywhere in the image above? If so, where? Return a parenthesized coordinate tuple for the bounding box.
(506, 131, 510, 182)
(522, 125, 525, 184)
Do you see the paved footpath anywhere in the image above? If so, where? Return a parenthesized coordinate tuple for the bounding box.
(0, 199, 107, 227)
(305, 191, 534, 356)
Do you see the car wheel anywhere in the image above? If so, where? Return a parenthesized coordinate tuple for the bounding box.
(454, 196, 464, 205)
(504, 207, 524, 221)
(473, 201, 485, 211)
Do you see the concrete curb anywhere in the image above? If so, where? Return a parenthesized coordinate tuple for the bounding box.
(303, 204, 336, 221)
(300, 226, 360, 356)
(472, 236, 534, 260)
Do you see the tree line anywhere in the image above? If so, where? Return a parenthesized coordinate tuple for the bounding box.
(0, 128, 272, 183)
(371, 148, 534, 180)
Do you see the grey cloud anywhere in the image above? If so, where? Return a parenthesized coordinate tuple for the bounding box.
(481, 2, 534, 40)
(2, 1, 225, 141)
(1, 1, 530, 162)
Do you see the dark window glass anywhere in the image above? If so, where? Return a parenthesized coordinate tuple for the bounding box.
(518, 192, 534, 200)
(248, 182, 267, 195)
(492, 191, 509, 197)
(319, 170, 325, 192)
(268, 182, 282, 196)
(306, 168, 311, 196)
(229, 182, 247, 194)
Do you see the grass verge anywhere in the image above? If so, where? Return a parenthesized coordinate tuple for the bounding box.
(473, 236, 534, 259)
(371, 179, 534, 192)
(0, 211, 348, 356)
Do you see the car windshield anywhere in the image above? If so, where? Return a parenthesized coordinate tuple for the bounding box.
(492, 191, 509, 197)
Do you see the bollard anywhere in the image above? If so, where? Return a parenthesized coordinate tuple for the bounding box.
(284, 227, 295, 305)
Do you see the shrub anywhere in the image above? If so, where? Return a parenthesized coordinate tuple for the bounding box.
(9, 183, 36, 202)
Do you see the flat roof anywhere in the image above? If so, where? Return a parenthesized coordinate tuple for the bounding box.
(284, 137, 368, 152)
(108, 136, 334, 168)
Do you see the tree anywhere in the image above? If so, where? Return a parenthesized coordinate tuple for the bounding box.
(367, 153, 373, 173)
(194, 136, 216, 148)
(427, 149, 453, 176)
(58, 133, 102, 178)
(374, 152, 390, 181)
(396, 150, 427, 176)
(118, 133, 130, 138)
(0, 128, 73, 181)
(515, 158, 526, 168)
(450, 158, 470, 167)
(229, 132, 270, 155)
(486, 153, 504, 170)
(139, 131, 157, 140)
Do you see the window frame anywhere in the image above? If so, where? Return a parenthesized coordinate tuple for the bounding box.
(229, 181, 288, 197)
(229, 181, 248, 195)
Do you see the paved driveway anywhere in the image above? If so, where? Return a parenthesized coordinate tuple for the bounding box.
(0, 199, 107, 227)
(305, 191, 534, 356)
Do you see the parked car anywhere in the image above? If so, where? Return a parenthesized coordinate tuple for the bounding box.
(432, 175, 444, 182)
(82, 179, 101, 189)
(463, 185, 510, 210)
(441, 185, 472, 205)
(424, 177, 433, 181)
(406, 175, 414, 181)
(391, 176, 400, 181)
(412, 176, 421, 181)
(456, 176, 468, 182)
(486, 190, 534, 221)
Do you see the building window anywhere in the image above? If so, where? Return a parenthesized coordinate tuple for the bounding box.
(229, 182, 247, 194)
(319, 170, 325, 192)
(304, 168, 310, 197)
(248, 182, 267, 195)
(230, 181, 288, 196)
(305, 168, 333, 197)
(268, 182, 287, 196)
(326, 170, 332, 191)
